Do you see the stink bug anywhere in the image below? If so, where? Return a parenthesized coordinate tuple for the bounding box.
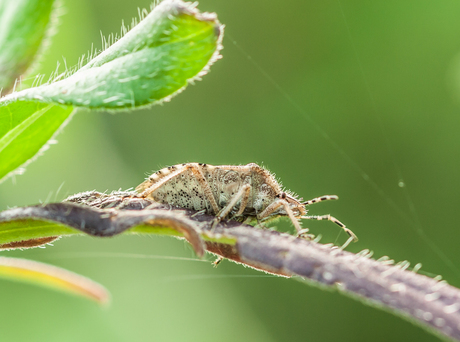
(136, 163, 357, 242)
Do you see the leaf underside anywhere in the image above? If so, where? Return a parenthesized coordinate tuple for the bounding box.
(2, 0, 223, 110)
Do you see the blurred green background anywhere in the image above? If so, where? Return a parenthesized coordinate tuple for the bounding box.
(2, 0, 460, 341)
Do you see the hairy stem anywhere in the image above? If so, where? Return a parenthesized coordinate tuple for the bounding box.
(0, 191, 458, 341)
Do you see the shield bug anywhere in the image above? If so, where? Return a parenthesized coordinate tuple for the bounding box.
(136, 163, 357, 242)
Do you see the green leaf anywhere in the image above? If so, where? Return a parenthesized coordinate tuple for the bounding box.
(0, 203, 230, 303)
(0, 0, 57, 93)
(0, 0, 222, 182)
(0, 219, 78, 247)
(0, 256, 109, 304)
(0, 218, 233, 249)
(2, 0, 223, 109)
(0, 101, 74, 182)
(0, 219, 181, 247)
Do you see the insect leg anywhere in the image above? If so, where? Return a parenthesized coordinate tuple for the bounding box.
(302, 195, 338, 206)
(257, 200, 283, 219)
(211, 184, 251, 229)
(218, 184, 251, 220)
(213, 256, 224, 267)
(187, 165, 220, 214)
(301, 214, 358, 242)
(258, 199, 303, 232)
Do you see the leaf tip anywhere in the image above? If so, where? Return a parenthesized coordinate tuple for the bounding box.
(0, 256, 111, 305)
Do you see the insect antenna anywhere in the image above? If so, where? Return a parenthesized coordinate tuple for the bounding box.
(302, 195, 338, 206)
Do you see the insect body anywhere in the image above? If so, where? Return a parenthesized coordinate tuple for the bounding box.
(136, 163, 357, 242)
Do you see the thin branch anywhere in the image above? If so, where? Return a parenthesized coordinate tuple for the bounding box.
(0, 191, 459, 341)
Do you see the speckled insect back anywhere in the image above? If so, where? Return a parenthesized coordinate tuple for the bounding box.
(136, 163, 358, 242)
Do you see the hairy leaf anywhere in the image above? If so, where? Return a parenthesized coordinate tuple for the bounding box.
(0, 0, 57, 93)
(0, 0, 222, 182)
(2, 0, 223, 109)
